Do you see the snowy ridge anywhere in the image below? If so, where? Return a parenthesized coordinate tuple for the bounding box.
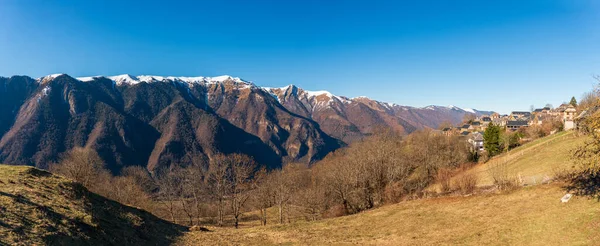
(37, 74, 66, 83)
(462, 108, 476, 113)
(419, 105, 487, 115)
(74, 74, 250, 86)
(37, 73, 489, 114)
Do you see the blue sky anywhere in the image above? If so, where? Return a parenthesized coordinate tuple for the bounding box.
(1, 0, 599, 113)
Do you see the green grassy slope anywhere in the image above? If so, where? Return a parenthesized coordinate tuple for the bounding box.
(0, 165, 185, 246)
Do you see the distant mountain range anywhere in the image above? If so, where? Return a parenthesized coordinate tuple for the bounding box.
(0, 74, 492, 172)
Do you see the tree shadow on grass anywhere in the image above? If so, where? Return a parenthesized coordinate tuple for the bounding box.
(0, 190, 93, 245)
(0, 182, 186, 246)
(564, 168, 600, 201)
(53, 182, 188, 246)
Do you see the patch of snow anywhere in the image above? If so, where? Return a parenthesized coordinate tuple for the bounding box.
(205, 75, 246, 84)
(169, 76, 205, 84)
(270, 93, 281, 102)
(40, 74, 64, 80)
(335, 96, 351, 104)
(137, 75, 165, 83)
(37, 74, 65, 83)
(41, 86, 51, 96)
(77, 76, 100, 82)
(109, 74, 140, 85)
(261, 85, 291, 92)
(36, 86, 51, 103)
(208, 75, 233, 82)
(381, 102, 393, 110)
(463, 108, 476, 113)
(305, 90, 333, 98)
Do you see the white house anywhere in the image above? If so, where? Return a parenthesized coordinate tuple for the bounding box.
(564, 105, 577, 130)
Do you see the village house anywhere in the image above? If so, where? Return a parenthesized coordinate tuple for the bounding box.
(563, 105, 577, 130)
(492, 117, 507, 127)
(461, 124, 475, 132)
(481, 116, 492, 125)
(529, 114, 545, 126)
(468, 132, 484, 151)
(542, 106, 551, 114)
(441, 127, 457, 136)
(550, 104, 570, 117)
(532, 107, 550, 114)
(506, 120, 528, 131)
(511, 111, 532, 120)
(471, 121, 482, 130)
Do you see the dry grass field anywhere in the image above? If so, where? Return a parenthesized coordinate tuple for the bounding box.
(177, 184, 600, 245)
(2, 131, 597, 245)
(455, 131, 588, 187)
(177, 131, 600, 246)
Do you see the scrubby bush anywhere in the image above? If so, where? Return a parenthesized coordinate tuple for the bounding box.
(436, 168, 453, 193)
(453, 173, 478, 195)
(487, 161, 520, 191)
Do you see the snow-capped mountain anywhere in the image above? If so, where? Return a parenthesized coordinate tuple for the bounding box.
(1, 73, 491, 173)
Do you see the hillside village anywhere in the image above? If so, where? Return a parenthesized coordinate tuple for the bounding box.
(441, 102, 580, 153)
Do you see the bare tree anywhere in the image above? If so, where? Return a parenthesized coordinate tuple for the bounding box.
(121, 166, 157, 194)
(271, 163, 309, 224)
(294, 175, 327, 221)
(109, 175, 152, 209)
(175, 167, 198, 226)
(156, 167, 180, 223)
(252, 167, 273, 226)
(49, 147, 106, 188)
(207, 154, 231, 227)
(184, 162, 207, 226)
(229, 154, 257, 228)
(320, 156, 354, 215)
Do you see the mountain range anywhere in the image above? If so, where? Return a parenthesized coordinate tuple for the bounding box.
(0, 74, 492, 173)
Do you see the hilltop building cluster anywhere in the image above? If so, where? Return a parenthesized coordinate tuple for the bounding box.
(441, 103, 579, 152)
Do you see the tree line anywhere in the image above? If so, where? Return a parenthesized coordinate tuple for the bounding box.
(49, 129, 475, 228)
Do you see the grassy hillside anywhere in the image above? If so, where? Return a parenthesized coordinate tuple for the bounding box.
(0, 165, 185, 246)
(178, 131, 599, 245)
(177, 184, 600, 245)
(459, 131, 587, 187)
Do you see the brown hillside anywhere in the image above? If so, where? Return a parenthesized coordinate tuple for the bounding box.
(0, 165, 185, 246)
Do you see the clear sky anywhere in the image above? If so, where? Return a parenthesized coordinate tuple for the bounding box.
(1, 0, 599, 113)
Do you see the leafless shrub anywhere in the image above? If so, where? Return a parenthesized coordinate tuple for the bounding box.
(49, 147, 107, 188)
(436, 168, 453, 193)
(551, 164, 576, 181)
(121, 166, 157, 194)
(478, 152, 490, 163)
(453, 173, 478, 195)
(487, 161, 520, 191)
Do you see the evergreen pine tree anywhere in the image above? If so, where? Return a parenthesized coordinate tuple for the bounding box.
(569, 96, 578, 107)
(483, 123, 501, 156)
